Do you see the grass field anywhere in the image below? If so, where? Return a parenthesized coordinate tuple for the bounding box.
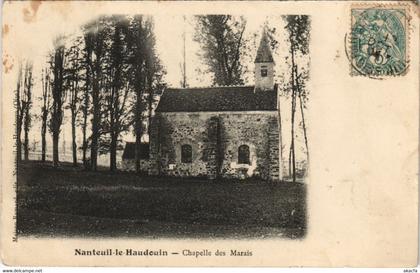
(17, 161, 306, 239)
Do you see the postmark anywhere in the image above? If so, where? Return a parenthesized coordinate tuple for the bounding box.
(350, 6, 408, 77)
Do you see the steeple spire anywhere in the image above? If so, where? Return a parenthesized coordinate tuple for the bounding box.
(255, 30, 274, 64)
(254, 28, 275, 92)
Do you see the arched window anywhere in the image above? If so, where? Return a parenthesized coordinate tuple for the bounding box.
(181, 144, 192, 163)
(238, 145, 250, 164)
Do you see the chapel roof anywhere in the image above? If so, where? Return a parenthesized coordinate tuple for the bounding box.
(254, 31, 274, 63)
(155, 85, 277, 113)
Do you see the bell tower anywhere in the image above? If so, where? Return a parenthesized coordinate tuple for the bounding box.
(254, 30, 275, 91)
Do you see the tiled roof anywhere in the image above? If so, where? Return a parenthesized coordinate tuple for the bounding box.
(155, 85, 278, 112)
(122, 142, 149, 160)
(255, 31, 274, 63)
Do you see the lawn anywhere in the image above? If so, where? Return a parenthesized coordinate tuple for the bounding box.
(17, 161, 306, 239)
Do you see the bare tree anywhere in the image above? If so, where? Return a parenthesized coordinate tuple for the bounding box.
(65, 37, 84, 166)
(16, 63, 24, 163)
(105, 16, 132, 172)
(284, 15, 310, 182)
(84, 18, 109, 171)
(81, 30, 93, 169)
(40, 68, 52, 162)
(289, 63, 297, 182)
(128, 16, 147, 173)
(127, 16, 148, 174)
(297, 70, 309, 163)
(127, 16, 165, 173)
(23, 62, 34, 161)
(49, 36, 66, 167)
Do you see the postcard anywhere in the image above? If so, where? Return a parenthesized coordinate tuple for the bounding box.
(1, 0, 418, 267)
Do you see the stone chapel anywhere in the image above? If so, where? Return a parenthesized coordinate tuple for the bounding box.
(122, 31, 282, 181)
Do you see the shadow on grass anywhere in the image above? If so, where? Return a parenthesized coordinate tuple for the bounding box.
(17, 160, 307, 239)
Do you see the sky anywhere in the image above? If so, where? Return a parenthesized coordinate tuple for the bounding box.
(3, 4, 296, 158)
(8, 13, 287, 88)
(153, 15, 287, 88)
(16, 14, 289, 146)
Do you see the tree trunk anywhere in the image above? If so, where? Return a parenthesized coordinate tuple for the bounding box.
(90, 80, 100, 171)
(89, 29, 102, 172)
(288, 142, 292, 178)
(135, 89, 143, 174)
(51, 44, 65, 168)
(41, 133, 46, 161)
(23, 69, 32, 161)
(71, 112, 77, 166)
(147, 91, 153, 138)
(82, 117, 87, 168)
(41, 115, 47, 161)
(290, 50, 297, 182)
(110, 132, 117, 172)
(109, 85, 117, 172)
(298, 85, 309, 164)
(135, 131, 142, 173)
(82, 87, 89, 169)
(277, 95, 283, 181)
(24, 127, 29, 160)
(52, 130, 59, 167)
(41, 68, 49, 163)
(16, 125, 22, 163)
(83, 43, 91, 170)
(290, 92, 297, 182)
(16, 65, 23, 164)
(90, 118, 99, 171)
(135, 88, 143, 174)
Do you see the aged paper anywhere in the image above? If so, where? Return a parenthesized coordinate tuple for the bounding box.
(1, 0, 418, 267)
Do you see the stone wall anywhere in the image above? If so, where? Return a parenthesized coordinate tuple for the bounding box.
(149, 111, 281, 181)
(119, 159, 151, 173)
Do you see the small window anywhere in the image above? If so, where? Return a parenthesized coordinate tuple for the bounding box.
(181, 144, 192, 163)
(238, 145, 250, 164)
(261, 66, 268, 77)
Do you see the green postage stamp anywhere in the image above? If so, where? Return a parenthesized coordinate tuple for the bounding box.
(351, 6, 408, 77)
